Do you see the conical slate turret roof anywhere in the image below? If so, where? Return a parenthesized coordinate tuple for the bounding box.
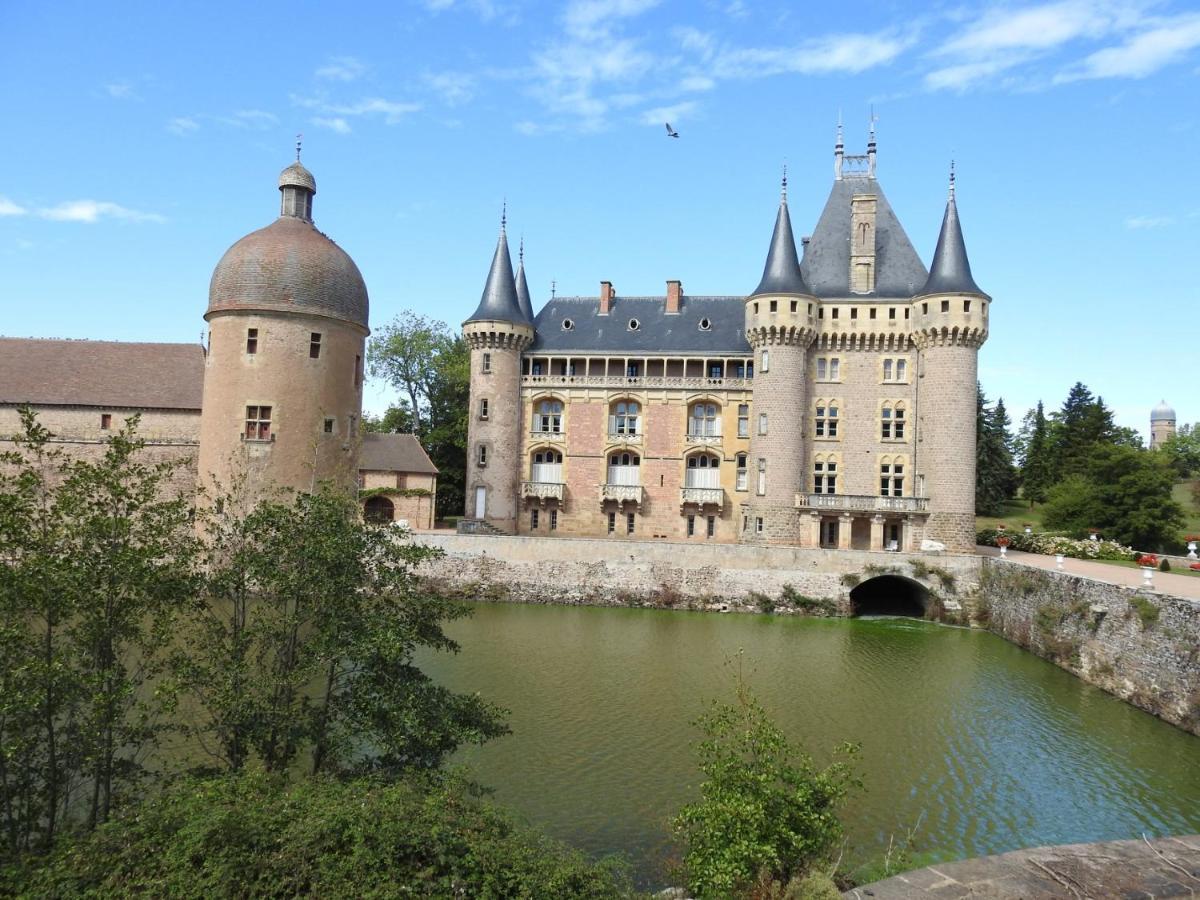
(514, 240, 535, 323)
(465, 219, 526, 325)
(750, 178, 810, 297)
(918, 171, 987, 298)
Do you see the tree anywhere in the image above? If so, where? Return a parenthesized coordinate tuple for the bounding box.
(175, 486, 508, 777)
(672, 657, 858, 899)
(367, 312, 450, 436)
(975, 386, 1017, 516)
(1042, 444, 1184, 549)
(1020, 401, 1053, 507)
(1049, 382, 1115, 480)
(1159, 424, 1200, 478)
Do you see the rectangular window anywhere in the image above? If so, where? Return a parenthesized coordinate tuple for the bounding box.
(531, 509, 539, 530)
(881, 407, 892, 440)
(761, 349, 770, 372)
(354, 355, 363, 387)
(736, 455, 748, 491)
(626, 512, 635, 535)
(756, 458, 766, 496)
(479, 398, 489, 419)
(815, 402, 839, 438)
(309, 332, 322, 359)
(758, 413, 768, 436)
(323, 417, 334, 434)
(626, 362, 640, 377)
(244, 405, 272, 441)
(897, 359, 907, 381)
(756, 517, 764, 534)
(869, 307, 876, 319)
(922, 303, 928, 315)
(883, 358, 908, 383)
(709, 364, 722, 379)
(850, 307, 858, 320)
(817, 358, 826, 380)
(246, 328, 258, 355)
(100, 413, 112, 430)
(607, 512, 616, 534)
(790, 300, 797, 313)
(884, 359, 893, 381)
(687, 514, 695, 537)
(830, 358, 840, 380)
(818, 307, 824, 319)
(894, 407, 906, 439)
(964, 300, 972, 313)
(550, 509, 558, 531)
(941, 300, 950, 313)
(482, 352, 492, 373)
(737, 403, 749, 437)
(813, 460, 837, 494)
(769, 300, 777, 313)
(477, 444, 488, 466)
(880, 462, 905, 497)
(531, 361, 543, 375)
(831, 307, 839, 320)
(706, 515, 715, 538)
(905, 308, 911, 319)
(889, 307, 896, 320)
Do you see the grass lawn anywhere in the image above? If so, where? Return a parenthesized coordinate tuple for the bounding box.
(975, 499, 1048, 533)
(1099, 557, 1200, 578)
(1173, 480, 1200, 536)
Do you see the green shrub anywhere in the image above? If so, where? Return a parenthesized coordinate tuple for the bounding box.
(11, 773, 636, 899)
(1159, 558, 1171, 572)
(907, 559, 931, 580)
(780, 585, 837, 616)
(752, 591, 777, 614)
(840, 572, 861, 588)
(1130, 596, 1160, 628)
(1035, 604, 1061, 636)
(673, 660, 859, 899)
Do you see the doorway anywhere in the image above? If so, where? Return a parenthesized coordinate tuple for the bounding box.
(474, 485, 486, 519)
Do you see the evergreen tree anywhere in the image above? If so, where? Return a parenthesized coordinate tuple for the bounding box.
(1050, 382, 1117, 479)
(976, 385, 1017, 516)
(1021, 401, 1053, 507)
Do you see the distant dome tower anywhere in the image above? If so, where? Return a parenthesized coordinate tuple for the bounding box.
(912, 164, 989, 551)
(462, 210, 534, 531)
(743, 169, 817, 544)
(1150, 400, 1176, 449)
(198, 154, 370, 500)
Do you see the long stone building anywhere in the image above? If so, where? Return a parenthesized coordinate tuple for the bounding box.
(0, 158, 438, 527)
(463, 131, 990, 552)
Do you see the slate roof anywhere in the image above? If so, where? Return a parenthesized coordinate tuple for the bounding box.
(0, 338, 204, 409)
(916, 191, 988, 297)
(465, 229, 529, 325)
(515, 258, 536, 323)
(360, 432, 439, 474)
(530, 296, 751, 354)
(750, 198, 811, 297)
(800, 177, 928, 299)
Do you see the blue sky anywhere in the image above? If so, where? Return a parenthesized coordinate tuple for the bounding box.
(2, 0, 1198, 434)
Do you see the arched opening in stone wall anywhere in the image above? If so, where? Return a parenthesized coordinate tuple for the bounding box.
(850, 575, 928, 617)
(363, 495, 395, 524)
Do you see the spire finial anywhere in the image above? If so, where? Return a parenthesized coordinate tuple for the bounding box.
(519, 234, 524, 264)
(296, 133, 302, 162)
(869, 106, 876, 141)
(949, 160, 956, 200)
(781, 163, 788, 200)
(551, 280, 557, 298)
(501, 199, 507, 233)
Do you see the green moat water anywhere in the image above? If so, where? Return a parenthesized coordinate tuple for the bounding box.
(418, 602, 1200, 887)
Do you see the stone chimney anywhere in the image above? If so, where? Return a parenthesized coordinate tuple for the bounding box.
(599, 281, 614, 315)
(665, 280, 682, 314)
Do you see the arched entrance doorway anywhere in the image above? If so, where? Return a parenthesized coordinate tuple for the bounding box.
(363, 495, 395, 524)
(849, 575, 928, 617)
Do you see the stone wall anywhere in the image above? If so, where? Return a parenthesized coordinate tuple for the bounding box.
(977, 559, 1200, 735)
(414, 532, 980, 613)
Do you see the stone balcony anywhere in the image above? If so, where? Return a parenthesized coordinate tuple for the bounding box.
(607, 432, 642, 446)
(794, 493, 929, 514)
(684, 433, 722, 447)
(680, 487, 724, 509)
(521, 481, 564, 503)
(529, 430, 566, 443)
(523, 374, 751, 390)
(599, 483, 644, 505)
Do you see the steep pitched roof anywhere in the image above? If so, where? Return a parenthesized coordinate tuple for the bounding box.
(0, 338, 204, 409)
(800, 178, 928, 298)
(359, 432, 439, 474)
(750, 198, 810, 297)
(465, 228, 528, 325)
(530, 295, 751, 354)
(917, 187, 987, 297)
(515, 257, 535, 323)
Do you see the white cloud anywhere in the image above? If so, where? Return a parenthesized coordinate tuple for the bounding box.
(292, 94, 422, 124)
(312, 116, 352, 134)
(1060, 13, 1200, 79)
(640, 100, 696, 126)
(679, 74, 715, 92)
(424, 71, 476, 105)
(712, 31, 913, 78)
(167, 116, 199, 135)
(227, 109, 278, 128)
(563, 0, 661, 39)
(420, 0, 504, 21)
(315, 56, 366, 82)
(0, 196, 27, 217)
(1125, 214, 1175, 229)
(37, 201, 165, 224)
(937, 0, 1138, 57)
(105, 82, 137, 100)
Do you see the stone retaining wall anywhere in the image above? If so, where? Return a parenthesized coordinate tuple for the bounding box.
(977, 559, 1200, 736)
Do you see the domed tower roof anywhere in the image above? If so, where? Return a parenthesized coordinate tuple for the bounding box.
(1151, 400, 1176, 422)
(465, 209, 528, 325)
(207, 158, 369, 330)
(750, 170, 811, 298)
(917, 164, 988, 298)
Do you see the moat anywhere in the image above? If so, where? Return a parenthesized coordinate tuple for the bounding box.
(418, 601, 1200, 887)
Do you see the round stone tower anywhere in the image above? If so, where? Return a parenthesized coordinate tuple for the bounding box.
(743, 174, 817, 544)
(462, 213, 534, 531)
(199, 157, 369, 501)
(912, 167, 988, 552)
(1150, 400, 1176, 449)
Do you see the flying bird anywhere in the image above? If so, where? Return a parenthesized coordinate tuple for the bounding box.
(665, 122, 679, 138)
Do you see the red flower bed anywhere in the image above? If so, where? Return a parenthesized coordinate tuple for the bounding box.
(1191, 563, 1200, 571)
(1138, 554, 1159, 567)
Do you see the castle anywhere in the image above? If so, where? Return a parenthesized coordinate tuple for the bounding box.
(463, 130, 990, 552)
(0, 157, 439, 528)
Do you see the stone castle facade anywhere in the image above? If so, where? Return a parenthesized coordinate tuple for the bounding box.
(463, 133, 991, 552)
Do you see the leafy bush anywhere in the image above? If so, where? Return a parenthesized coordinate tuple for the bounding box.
(10, 772, 636, 899)
(1159, 558, 1171, 572)
(976, 529, 1135, 561)
(673, 659, 859, 899)
(840, 573, 861, 588)
(779, 586, 837, 616)
(752, 591, 777, 614)
(1130, 596, 1160, 629)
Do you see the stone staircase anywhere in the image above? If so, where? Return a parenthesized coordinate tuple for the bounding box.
(456, 518, 512, 536)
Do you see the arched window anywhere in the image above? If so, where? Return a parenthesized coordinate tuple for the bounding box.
(881, 401, 906, 440)
(813, 455, 837, 494)
(688, 402, 720, 437)
(815, 400, 839, 438)
(735, 453, 748, 491)
(531, 449, 563, 483)
(685, 452, 720, 488)
(858, 221, 870, 246)
(610, 400, 640, 435)
(363, 495, 395, 524)
(880, 457, 905, 497)
(534, 399, 563, 433)
(607, 451, 641, 486)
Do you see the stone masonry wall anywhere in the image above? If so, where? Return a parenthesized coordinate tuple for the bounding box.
(977, 559, 1200, 736)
